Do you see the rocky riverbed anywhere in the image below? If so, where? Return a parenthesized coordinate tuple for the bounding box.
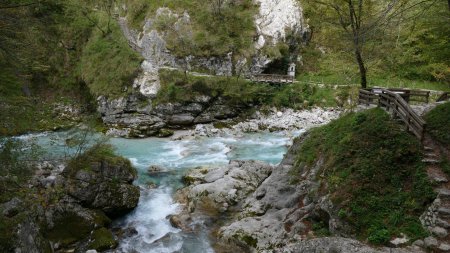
(2, 148, 140, 253)
(172, 135, 427, 252)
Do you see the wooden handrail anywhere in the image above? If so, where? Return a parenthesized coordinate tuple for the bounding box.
(358, 88, 426, 141)
(437, 92, 449, 102)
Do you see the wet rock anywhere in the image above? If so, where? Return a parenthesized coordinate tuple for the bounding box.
(64, 156, 139, 218)
(147, 165, 166, 174)
(168, 214, 192, 231)
(87, 227, 118, 251)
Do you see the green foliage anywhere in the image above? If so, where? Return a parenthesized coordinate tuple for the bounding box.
(156, 69, 341, 109)
(292, 108, 434, 244)
(121, 0, 257, 59)
(301, 0, 449, 86)
(424, 102, 450, 146)
(80, 14, 142, 97)
(312, 221, 331, 237)
(156, 69, 273, 106)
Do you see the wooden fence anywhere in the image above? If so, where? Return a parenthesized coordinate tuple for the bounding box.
(437, 92, 449, 102)
(358, 88, 426, 141)
(251, 74, 294, 84)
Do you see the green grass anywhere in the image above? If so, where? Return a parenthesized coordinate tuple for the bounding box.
(424, 102, 450, 146)
(80, 15, 143, 97)
(297, 73, 450, 92)
(291, 108, 434, 244)
(156, 69, 343, 109)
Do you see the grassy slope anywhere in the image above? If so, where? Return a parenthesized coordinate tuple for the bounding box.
(80, 14, 142, 97)
(0, 1, 143, 136)
(291, 108, 434, 244)
(425, 102, 450, 147)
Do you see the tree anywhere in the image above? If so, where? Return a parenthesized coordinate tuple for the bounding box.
(304, 0, 440, 88)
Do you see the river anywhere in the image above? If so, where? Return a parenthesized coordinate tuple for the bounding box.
(21, 130, 302, 252)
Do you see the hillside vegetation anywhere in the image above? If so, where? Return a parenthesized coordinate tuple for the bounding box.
(121, 0, 257, 58)
(300, 0, 449, 87)
(0, 0, 142, 135)
(291, 108, 434, 244)
(157, 69, 350, 108)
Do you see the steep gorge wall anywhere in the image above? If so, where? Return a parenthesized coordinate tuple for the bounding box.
(97, 0, 309, 137)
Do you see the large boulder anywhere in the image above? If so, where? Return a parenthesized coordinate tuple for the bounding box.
(178, 160, 273, 213)
(64, 155, 140, 218)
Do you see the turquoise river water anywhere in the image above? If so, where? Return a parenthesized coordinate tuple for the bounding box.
(18, 130, 302, 253)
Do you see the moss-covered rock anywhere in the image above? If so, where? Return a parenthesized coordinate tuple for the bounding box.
(156, 128, 174, 137)
(64, 144, 140, 218)
(88, 228, 118, 252)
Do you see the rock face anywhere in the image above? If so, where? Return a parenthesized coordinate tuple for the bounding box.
(255, 0, 308, 47)
(98, 92, 245, 138)
(98, 2, 310, 137)
(174, 135, 425, 252)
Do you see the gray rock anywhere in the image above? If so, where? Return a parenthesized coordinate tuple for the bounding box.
(14, 218, 50, 253)
(147, 165, 166, 174)
(1, 197, 23, 217)
(413, 240, 424, 247)
(390, 234, 409, 247)
(431, 226, 448, 238)
(424, 236, 439, 248)
(64, 157, 139, 218)
(283, 237, 423, 253)
(439, 243, 450, 251)
(169, 114, 195, 125)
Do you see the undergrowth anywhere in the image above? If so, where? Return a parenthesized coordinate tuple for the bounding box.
(425, 102, 450, 147)
(291, 108, 434, 244)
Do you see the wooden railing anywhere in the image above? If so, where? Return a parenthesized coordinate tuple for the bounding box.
(251, 74, 294, 84)
(358, 88, 426, 141)
(387, 88, 430, 103)
(358, 89, 379, 105)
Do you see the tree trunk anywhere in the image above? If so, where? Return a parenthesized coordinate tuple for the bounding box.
(355, 48, 367, 88)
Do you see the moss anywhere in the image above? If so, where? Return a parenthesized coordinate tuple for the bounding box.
(44, 213, 93, 246)
(156, 129, 174, 138)
(88, 228, 118, 251)
(232, 233, 257, 248)
(291, 108, 434, 244)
